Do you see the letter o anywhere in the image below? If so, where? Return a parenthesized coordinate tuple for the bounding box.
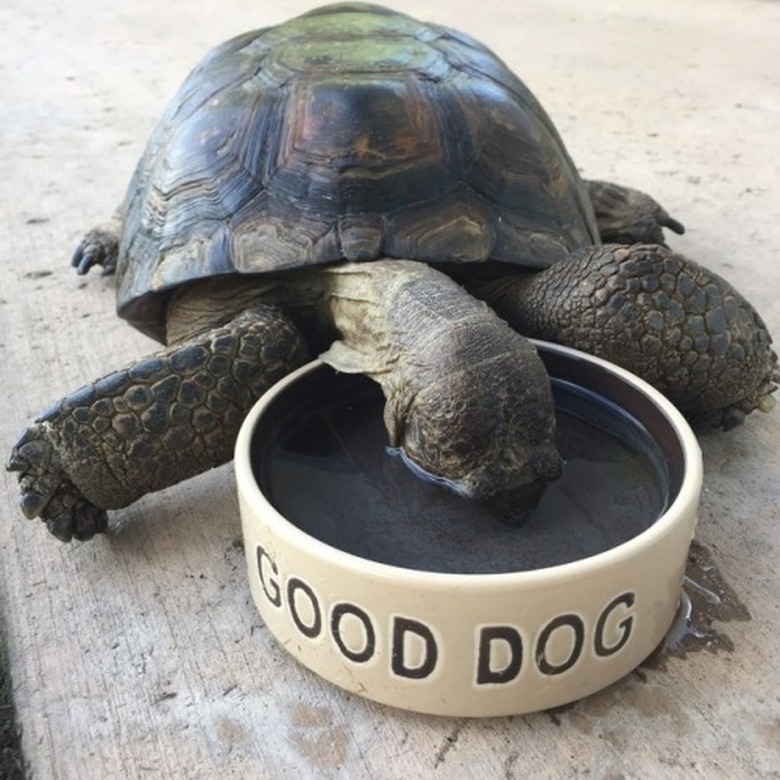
(287, 577, 322, 639)
(331, 603, 376, 664)
(536, 614, 585, 676)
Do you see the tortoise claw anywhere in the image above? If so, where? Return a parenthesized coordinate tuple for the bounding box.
(73, 249, 98, 275)
(46, 514, 76, 543)
(71, 227, 119, 276)
(6, 448, 28, 472)
(72, 244, 113, 275)
(659, 212, 685, 236)
(20, 491, 49, 519)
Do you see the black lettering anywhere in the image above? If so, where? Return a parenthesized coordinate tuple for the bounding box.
(476, 626, 523, 685)
(331, 603, 376, 663)
(536, 614, 585, 676)
(594, 592, 636, 657)
(287, 577, 322, 639)
(391, 617, 438, 679)
(255, 544, 281, 607)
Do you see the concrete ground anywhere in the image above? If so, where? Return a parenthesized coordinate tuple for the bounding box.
(1, 0, 778, 776)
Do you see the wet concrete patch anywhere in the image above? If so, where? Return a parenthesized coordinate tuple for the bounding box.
(646, 539, 751, 668)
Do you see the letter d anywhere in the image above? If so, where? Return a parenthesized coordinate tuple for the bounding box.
(391, 617, 438, 680)
(476, 626, 523, 685)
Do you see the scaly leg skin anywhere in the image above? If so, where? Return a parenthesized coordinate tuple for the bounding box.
(464, 244, 778, 430)
(71, 208, 122, 275)
(7, 305, 310, 541)
(584, 179, 686, 246)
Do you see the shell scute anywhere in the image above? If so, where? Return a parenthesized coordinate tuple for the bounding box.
(116, 3, 597, 339)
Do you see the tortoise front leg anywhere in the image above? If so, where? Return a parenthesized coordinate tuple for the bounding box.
(7, 305, 309, 541)
(463, 244, 778, 430)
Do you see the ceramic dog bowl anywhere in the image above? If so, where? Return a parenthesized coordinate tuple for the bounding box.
(235, 341, 702, 717)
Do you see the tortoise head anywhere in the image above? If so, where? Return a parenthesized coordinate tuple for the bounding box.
(385, 343, 563, 516)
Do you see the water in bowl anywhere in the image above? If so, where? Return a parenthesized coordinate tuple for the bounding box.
(254, 373, 671, 574)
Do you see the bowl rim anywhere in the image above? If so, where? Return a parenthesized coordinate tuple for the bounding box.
(234, 340, 703, 590)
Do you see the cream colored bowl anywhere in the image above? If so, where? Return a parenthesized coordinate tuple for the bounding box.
(235, 342, 702, 717)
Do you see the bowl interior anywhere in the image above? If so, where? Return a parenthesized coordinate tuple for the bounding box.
(249, 343, 687, 575)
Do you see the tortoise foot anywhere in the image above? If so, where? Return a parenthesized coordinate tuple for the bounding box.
(71, 225, 120, 276)
(585, 179, 685, 246)
(7, 424, 107, 542)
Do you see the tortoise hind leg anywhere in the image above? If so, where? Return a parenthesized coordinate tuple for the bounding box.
(71, 207, 123, 275)
(584, 179, 685, 246)
(7, 305, 310, 541)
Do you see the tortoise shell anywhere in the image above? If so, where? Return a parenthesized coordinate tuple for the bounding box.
(116, 2, 599, 341)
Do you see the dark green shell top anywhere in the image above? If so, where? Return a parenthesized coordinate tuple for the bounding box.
(117, 2, 598, 340)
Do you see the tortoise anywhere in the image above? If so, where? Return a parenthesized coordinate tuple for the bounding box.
(8, 2, 778, 542)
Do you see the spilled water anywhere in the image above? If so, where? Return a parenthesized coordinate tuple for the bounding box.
(660, 540, 752, 659)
